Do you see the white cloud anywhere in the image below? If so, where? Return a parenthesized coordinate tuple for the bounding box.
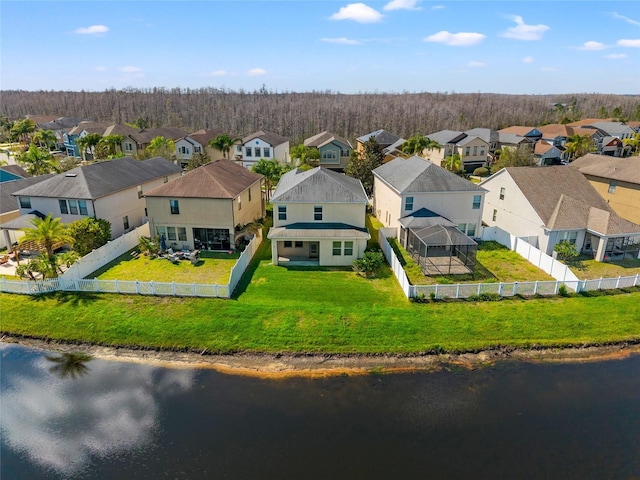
(330, 3, 383, 23)
(617, 39, 640, 48)
(610, 12, 640, 26)
(120, 66, 141, 73)
(605, 53, 627, 59)
(468, 61, 486, 68)
(431, 5, 445, 10)
(580, 41, 605, 51)
(522, 56, 534, 63)
(202, 70, 228, 77)
(74, 25, 109, 35)
(93, 66, 107, 72)
(501, 16, 549, 41)
(424, 31, 485, 46)
(321, 37, 361, 45)
(383, 0, 420, 11)
(247, 68, 266, 76)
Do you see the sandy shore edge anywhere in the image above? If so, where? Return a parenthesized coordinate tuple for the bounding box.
(2, 335, 639, 378)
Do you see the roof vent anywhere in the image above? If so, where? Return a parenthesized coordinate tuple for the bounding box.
(65, 173, 77, 177)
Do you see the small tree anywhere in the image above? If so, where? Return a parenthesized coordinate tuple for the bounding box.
(353, 249, 385, 277)
(67, 217, 111, 256)
(554, 241, 579, 263)
(289, 144, 320, 169)
(185, 152, 211, 171)
(492, 145, 535, 170)
(345, 138, 383, 196)
(138, 235, 161, 257)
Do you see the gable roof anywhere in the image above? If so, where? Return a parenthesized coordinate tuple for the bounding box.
(464, 128, 498, 145)
(304, 131, 352, 149)
(145, 159, 262, 199)
(0, 175, 56, 214)
(538, 124, 575, 138)
(184, 128, 227, 146)
(242, 130, 288, 147)
(424, 130, 466, 145)
(271, 167, 368, 203)
(373, 155, 486, 194)
(498, 126, 540, 137)
(129, 127, 189, 144)
(0, 165, 30, 179)
(575, 122, 633, 136)
(356, 129, 400, 146)
(570, 154, 640, 185)
(13, 156, 181, 200)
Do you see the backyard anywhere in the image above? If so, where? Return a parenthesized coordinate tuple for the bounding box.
(90, 250, 241, 284)
(569, 257, 640, 280)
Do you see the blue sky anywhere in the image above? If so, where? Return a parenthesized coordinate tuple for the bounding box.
(2, 1, 639, 94)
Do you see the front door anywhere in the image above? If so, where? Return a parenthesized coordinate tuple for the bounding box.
(309, 242, 319, 258)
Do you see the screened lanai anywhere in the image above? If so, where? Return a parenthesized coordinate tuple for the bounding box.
(405, 224, 478, 276)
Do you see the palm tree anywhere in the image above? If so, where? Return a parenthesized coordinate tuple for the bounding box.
(443, 153, 462, 173)
(76, 133, 103, 161)
(45, 352, 93, 379)
(402, 134, 440, 157)
(289, 144, 320, 169)
(251, 158, 284, 202)
(209, 133, 241, 159)
(10, 119, 36, 144)
(32, 129, 58, 151)
(144, 136, 176, 161)
(19, 214, 73, 274)
(623, 133, 640, 156)
(17, 143, 59, 175)
(99, 134, 125, 157)
(566, 134, 596, 161)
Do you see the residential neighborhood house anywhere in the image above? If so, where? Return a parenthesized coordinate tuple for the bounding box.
(145, 159, 264, 252)
(303, 131, 353, 170)
(267, 167, 370, 266)
(239, 130, 289, 169)
(174, 128, 228, 168)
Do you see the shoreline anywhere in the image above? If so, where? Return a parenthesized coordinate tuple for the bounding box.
(3, 335, 640, 378)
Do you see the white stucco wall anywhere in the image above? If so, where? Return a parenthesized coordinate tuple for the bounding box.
(242, 138, 289, 168)
(272, 202, 366, 228)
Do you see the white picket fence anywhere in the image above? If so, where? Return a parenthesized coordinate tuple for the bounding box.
(378, 228, 640, 300)
(0, 230, 263, 299)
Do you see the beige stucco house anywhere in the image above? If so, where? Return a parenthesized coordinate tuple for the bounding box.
(267, 167, 370, 266)
(480, 166, 640, 261)
(145, 159, 264, 251)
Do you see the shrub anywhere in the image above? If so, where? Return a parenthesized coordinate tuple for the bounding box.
(473, 167, 489, 177)
(554, 241, 579, 262)
(558, 284, 570, 297)
(353, 249, 385, 277)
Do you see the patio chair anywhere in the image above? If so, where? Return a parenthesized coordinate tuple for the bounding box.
(0, 254, 10, 265)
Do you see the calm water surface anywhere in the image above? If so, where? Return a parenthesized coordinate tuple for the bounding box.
(1, 343, 639, 479)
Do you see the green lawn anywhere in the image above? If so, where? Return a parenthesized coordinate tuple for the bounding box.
(90, 250, 240, 284)
(389, 239, 554, 285)
(570, 257, 640, 280)
(2, 232, 639, 354)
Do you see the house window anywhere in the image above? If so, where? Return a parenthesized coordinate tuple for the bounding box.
(68, 199, 79, 215)
(245, 147, 252, 157)
(492, 209, 497, 221)
(170, 199, 180, 215)
(341, 148, 350, 157)
(499, 187, 505, 200)
(236, 145, 242, 153)
(78, 200, 88, 215)
(458, 223, 467, 234)
(404, 196, 414, 211)
(473, 146, 478, 156)
(124, 143, 133, 151)
(137, 185, 143, 199)
(284, 240, 292, 248)
(467, 224, 476, 237)
(254, 147, 261, 158)
(238, 196, 242, 211)
(472, 195, 481, 209)
(480, 147, 485, 156)
(608, 180, 617, 194)
(167, 226, 177, 241)
(248, 188, 252, 202)
(178, 227, 187, 241)
(295, 241, 303, 248)
(465, 146, 471, 156)
(332, 241, 341, 256)
(278, 205, 287, 221)
(263, 147, 270, 158)
(560, 231, 578, 245)
(157, 226, 166, 238)
(123, 216, 129, 230)
(344, 241, 353, 256)
(194, 146, 201, 153)
(19, 197, 31, 209)
(314, 206, 323, 221)
(59, 199, 69, 214)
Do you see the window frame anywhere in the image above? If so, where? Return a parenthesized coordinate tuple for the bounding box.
(404, 196, 414, 212)
(314, 206, 323, 221)
(278, 205, 287, 221)
(123, 215, 129, 230)
(178, 227, 187, 242)
(68, 199, 78, 215)
(167, 226, 177, 241)
(344, 241, 353, 256)
(170, 199, 180, 215)
(78, 200, 88, 216)
(499, 187, 505, 200)
(472, 194, 481, 209)
(284, 240, 293, 248)
(492, 209, 497, 221)
(19, 197, 31, 209)
(332, 241, 341, 256)
(59, 199, 69, 215)
(608, 180, 617, 194)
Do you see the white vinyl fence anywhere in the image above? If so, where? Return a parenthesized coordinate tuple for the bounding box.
(378, 228, 640, 300)
(2, 230, 263, 299)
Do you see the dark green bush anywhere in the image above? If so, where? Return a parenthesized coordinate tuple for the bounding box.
(473, 167, 489, 177)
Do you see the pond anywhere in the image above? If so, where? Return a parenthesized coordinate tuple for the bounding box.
(1, 343, 639, 479)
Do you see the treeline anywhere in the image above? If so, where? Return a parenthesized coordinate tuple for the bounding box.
(1, 88, 638, 144)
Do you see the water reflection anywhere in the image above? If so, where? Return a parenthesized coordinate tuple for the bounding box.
(1, 344, 195, 477)
(45, 352, 93, 379)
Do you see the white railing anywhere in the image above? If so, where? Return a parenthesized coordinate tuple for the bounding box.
(1, 231, 263, 299)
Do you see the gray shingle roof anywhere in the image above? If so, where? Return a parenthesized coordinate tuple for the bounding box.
(304, 131, 352, 149)
(13, 157, 181, 200)
(424, 130, 465, 145)
(373, 156, 486, 194)
(268, 222, 370, 239)
(464, 128, 498, 145)
(271, 167, 368, 203)
(1, 175, 55, 214)
(570, 154, 640, 185)
(356, 129, 401, 146)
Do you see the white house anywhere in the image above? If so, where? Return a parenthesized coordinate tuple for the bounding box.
(267, 167, 370, 266)
(9, 156, 182, 242)
(480, 166, 640, 262)
(372, 156, 486, 239)
(240, 130, 289, 169)
(174, 129, 228, 167)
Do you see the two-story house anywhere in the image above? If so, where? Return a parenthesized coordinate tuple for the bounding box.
(303, 131, 353, 170)
(267, 167, 370, 266)
(10, 156, 182, 240)
(372, 155, 486, 241)
(174, 129, 227, 168)
(240, 130, 289, 169)
(144, 159, 264, 251)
